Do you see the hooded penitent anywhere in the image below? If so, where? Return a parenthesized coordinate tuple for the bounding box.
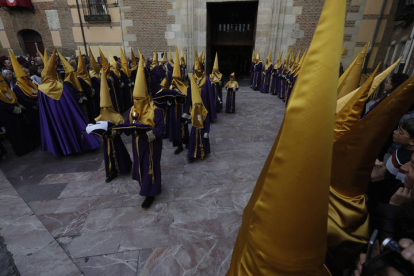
(99, 48, 110, 79)
(95, 68, 124, 125)
(88, 47, 100, 79)
(109, 53, 121, 79)
(0, 74, 17, 104)
(130, 49, 138, 71)
(120, 47, 131, 78)
(209, 52, 222, 84)
(180, 47, 186, 66)
(150, 48, 159, 70)
(39, 49, 64, 101)
(58, 51, 83, 92)
(189, 74, 208, 129)
(77, 48, 91, 86)
(130, 53, 155, 128)
(170, 47, 188, 94)
(9, 49, 38, 99)
(193, 50, 206, 88)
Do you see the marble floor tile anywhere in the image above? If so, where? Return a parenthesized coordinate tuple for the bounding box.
(81, 207, 173, 233)
(183, 160, 229, 173)
(54, 194, 124, 214)
(174, 184, 230, 201)
(38, 211, 90, 238)
(13, 242, 81, 276)
(75, 251, 139, 276)
(137, 239, 234, 276)
(169, 219, 223, 245)
(58, 180, 120, 199)
(119, 226, 170, 252)
(161, 173, 184, 189)
(166, 195, 238, 223)
(122, 189, 175, 207)
(59, 230, 123, 259)
(27, 199, 62, 215)
(39, 171, 94, 185)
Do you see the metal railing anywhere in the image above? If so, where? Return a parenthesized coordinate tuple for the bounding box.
(81, 0, 111, 23)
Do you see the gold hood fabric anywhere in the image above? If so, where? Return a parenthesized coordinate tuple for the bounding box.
(9, 49, 38, 99)
(226, 0, 345, 275)
(130, 49, 138, 71)
(77, 48, 91, 86)
(209, 52, 222, 83)
(109, 53, 121, 79)
(180, 47, 186, 66)
(88, 47, 100, 79)
(0, 74, 17, 104)
(170, 47, 188, 94)
(328, 74, 414, 268)
(336, 57, 403, 113)
(130, 53, 155, 128)
(265, 50, 272, 70)
(99, 48, 110, 79)
(120, 47, 131, 78)
(189, 74, 208, 128)
(95, 68, 124, 125)
(150, 48, 159, 70)
(225, 72, 239, 89)
(58, 51, 83, 92)
(193, 51, 206, 88)
(39, 49, 64, 101)
(337, 42, 370, 99)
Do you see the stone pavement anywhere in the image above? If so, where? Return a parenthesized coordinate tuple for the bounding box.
(0, 81, 285, 276)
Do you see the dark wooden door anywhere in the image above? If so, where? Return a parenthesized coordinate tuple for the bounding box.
(207, 1, 258, 79)
(24, 41, 44, 57)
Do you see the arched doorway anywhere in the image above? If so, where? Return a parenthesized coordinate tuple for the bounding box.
(17, 29, 44, 57)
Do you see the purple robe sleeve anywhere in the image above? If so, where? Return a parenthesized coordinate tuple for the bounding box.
(151, 109, 165, 138)
(13, 85, 38, 107)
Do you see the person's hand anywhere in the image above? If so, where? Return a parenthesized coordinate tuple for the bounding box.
(354, 241, 380, 276)
(390, 187, 414, 206)
(371, 159, 386, 182)
(12, 106, 22, 114)
(400, 239, 414, 265)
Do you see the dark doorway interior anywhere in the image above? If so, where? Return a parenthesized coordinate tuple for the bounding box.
(207, 1, 258, 80)
(17, 29, 44, 57)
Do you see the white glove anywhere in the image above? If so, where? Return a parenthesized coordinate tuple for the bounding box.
(13, 106, 22, 114)
(182, 113, 191, 119)
(204, 133, 209, 139)
(146, 130, 156, 142)
(167, 100, 172, 106)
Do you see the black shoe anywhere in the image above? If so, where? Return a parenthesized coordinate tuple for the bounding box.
(174, 146, 183, 155)
(185, 144, 189, 149)
(105, 173, 117, 183)
(187, 157, 194, 163)
(141, 196, 154, 209)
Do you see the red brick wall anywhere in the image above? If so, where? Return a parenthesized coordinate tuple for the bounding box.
(122, 0, 174, 59)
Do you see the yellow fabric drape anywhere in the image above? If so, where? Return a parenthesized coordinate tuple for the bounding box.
(336, 57, 402, 113)
(95, 69, 124, 125)
(189, 74, 208, 129)
(77, 47, 91, 86)
(88, 47, 100, 79)
(131, 53, 155, 128)
(226, 0, 345, 274)
(39, 49, 63, 101)
(0, 75, 17, 104)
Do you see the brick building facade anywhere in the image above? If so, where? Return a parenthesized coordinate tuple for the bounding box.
(0, 0, 401, 76)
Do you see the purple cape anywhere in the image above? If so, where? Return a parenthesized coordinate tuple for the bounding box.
(38, 82, 101, 156)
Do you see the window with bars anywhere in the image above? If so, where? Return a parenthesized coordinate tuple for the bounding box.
(82, 0, 111, 22)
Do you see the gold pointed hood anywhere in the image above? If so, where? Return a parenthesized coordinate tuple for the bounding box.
(120, 47, 131, 78)
(109, 53, 121, 79)
(225, 72, 239, 89)
(293, 49, 307, 77)
(342, 46, 347, 55)
(168, 48, 174, 66)
(130, 49, 138, 71)
(131, 53, 155, 128)
(265, 50, 272, 69)
(150, 48, 158, 70)
(9, 49, 38, 99)
(170, 47, 188, 94)
(77, 48, 91, 86)
(99, 48, 110, 79)
(44, 48, 49, 66)
(37, 49, 45, 64)
(180, 47, 186, 66)
(88, 47, 100, 79)
(160, 51, 167, 65)
(337, 42, 370, 99)
(58, 51, 83, 92)
(226, 0, 346, 274)
(336, 57, 402, 113)
(0, 74, 17, 104)
(95, 68, 124, 125)
(189, 74, 208, 128)
(275, 50, 283, 69)
(252, 49, 256, 62)
(209, 52, 222, 83)
(39, 49, 63, 100)
(193, 50, 206, 87)
(256, 50, 261, 63)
